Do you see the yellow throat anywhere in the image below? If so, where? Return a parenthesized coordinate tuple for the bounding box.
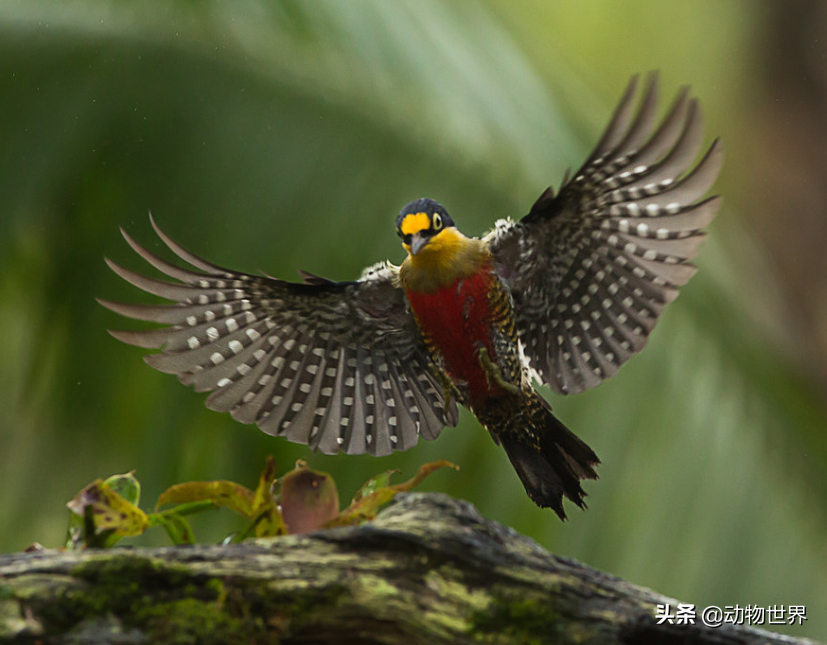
(399, 224, 489, 294)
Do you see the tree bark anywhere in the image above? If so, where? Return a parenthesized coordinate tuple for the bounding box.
(0, 493, 818, 644)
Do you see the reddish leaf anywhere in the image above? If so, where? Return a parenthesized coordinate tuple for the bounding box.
(279, 461, 340, 534)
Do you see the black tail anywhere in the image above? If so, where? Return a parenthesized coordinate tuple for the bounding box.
(498, 396, 599, 520)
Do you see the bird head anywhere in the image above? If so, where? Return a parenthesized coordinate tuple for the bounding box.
(396, 198, 456, 256)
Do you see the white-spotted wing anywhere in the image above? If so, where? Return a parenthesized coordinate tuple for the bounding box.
(99, 216, 458, 455)
(488, 72, 723, 394)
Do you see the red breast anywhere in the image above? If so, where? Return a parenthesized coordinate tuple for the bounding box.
(405, 267, 500, 404)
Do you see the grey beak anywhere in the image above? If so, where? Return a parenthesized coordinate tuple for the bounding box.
(410, 232, 429, 256)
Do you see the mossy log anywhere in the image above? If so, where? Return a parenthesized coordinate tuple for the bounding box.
(0, 493, 819, 644)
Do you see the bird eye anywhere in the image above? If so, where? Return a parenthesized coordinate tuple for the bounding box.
(433, 213, 443, 230)
(403, 234, 412, 245)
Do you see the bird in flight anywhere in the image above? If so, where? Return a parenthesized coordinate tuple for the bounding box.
(100, 73, 722, 519)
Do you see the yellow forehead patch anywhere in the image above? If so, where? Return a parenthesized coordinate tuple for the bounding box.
(400, 212, 431, 236)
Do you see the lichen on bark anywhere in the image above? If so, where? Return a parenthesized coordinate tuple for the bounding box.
(0, 493, 819, 645)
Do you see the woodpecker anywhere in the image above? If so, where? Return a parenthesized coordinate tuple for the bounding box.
(100, 73, 722, 519)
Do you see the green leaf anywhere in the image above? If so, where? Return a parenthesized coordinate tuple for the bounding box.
(153, 456, 287, 539)
(330, 460, 458, 528)
(65, 478, 150, 548)
(351, 470, 397, 503)
(156, 481, 255, 518)
(248, 455, 288, 538)
(148, 511, 197, 546)
(103, 471, 141, 507)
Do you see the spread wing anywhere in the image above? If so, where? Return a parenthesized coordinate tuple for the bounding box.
(488, 72, 723, 394)
(99, 216, 458, 456)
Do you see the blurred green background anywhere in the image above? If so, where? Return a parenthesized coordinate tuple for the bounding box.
(2, 0, 826, 639)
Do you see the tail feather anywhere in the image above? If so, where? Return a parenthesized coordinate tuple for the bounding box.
(499, 396, 599, 520)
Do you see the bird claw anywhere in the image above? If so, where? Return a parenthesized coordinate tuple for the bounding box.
(428, 362, 459, 410)
(478, 347, 520, 394)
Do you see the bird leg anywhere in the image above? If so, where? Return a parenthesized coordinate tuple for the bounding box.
(478, 347, 520, 394)
(428, 362, 460, 410)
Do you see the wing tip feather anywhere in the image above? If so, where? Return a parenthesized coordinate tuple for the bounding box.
(106, 327, 169, 349)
